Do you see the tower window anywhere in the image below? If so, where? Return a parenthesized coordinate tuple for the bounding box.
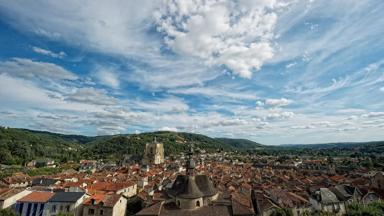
(196, 200, 200, 207)
(177, 201, 180, 207)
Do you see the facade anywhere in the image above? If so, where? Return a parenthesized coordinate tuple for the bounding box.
(82, 194, 127, 216)
(142, 138, 164, 165)
(15, 191, 54, 216)
(309, 188, 346, 215)
(45, 192, 87, 216)
(0, 188, 31, 209)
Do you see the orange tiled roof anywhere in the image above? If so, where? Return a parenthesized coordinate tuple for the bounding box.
(83, 193, 121, 207)
(18, 191, 54, 203)
(88, 181, 135, 192)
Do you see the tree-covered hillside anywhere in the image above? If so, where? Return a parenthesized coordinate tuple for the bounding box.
(0, 127, 263, 165)
(215, 138, 263, 149)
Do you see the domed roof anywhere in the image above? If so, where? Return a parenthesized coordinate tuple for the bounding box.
(168, 174, 218, 199)
(195, 175, 217, 197)
(177, 176, 204, 199)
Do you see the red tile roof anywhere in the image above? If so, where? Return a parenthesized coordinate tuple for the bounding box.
(83, 194, 121, 207)
(18, 191, 54, 203)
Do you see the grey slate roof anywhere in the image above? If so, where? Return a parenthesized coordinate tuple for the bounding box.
(330, 185, 362, 202)
(195, 175, 217, 197)
(32, 178, 59, 186)
(317, 188, 339, 204)
(168, 174, 218, 199)
(48, 192, 85, 203)
(177, 176, 204, 199)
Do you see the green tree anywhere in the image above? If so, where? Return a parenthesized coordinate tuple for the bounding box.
(0, 208, 18, 216)
(271, 208, 293, 216)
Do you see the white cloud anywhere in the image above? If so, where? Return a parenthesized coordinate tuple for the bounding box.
(130, 97, 189, 113)
(265, 98, 292, 107)
(361, 112, 384, 118)
(266, 110, 295, 120)
(154, 0, 284, 78)
(168, 86, 259, 101)
(0, 74, 104, 112)
(290, 125, 314, 129)
(256, 101, 265, 107)
(32, 46, 66, 58)
(0, 58, 77, 81)
(95, 67, 120, 89)
(159, 126, 178, 132)
(66, 88, 117, 106)
(0, 0, 158, 57)
(380, 86, 384, 92)
(285, 62, 297, 68)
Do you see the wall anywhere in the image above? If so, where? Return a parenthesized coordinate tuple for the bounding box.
(1, 190, 31, 209)
(176, 197, 204, 210)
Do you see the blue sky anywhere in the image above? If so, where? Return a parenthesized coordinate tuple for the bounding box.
(0, 0, 383, 145)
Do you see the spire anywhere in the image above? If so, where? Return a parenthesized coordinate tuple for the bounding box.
(186, 143, 195, 176)
(154, 136, 157, 143)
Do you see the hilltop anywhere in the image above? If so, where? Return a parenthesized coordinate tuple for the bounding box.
(0, 127, 263, 165)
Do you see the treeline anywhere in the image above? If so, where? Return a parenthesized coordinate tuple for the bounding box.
(0, 128, 261, 165)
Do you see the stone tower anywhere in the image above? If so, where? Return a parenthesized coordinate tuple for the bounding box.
(142, 137, 164, 165)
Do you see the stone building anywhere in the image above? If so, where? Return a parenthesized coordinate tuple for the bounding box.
(82, 194, 127, 216)
(142, 138, 164, 165)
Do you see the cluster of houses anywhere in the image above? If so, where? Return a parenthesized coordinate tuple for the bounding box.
(0, 150, 383, 215)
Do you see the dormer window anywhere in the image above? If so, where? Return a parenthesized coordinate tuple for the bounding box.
(91, 199, 96, 205)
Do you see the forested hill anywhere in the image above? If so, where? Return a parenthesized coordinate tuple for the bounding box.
(216, 138, 263, 149)
(0, 127, 263, 165)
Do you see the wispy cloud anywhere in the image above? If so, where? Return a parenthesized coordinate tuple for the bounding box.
(32, 46, 66, 58)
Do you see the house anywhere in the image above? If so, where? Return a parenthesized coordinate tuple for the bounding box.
(330, 185, 362, 204)
(361, 192, 380, 204)
(251, 190, 280, 216)
(45, 192, 88, 216)
(309, 188, 346, 215)
(82, 194, 127, 216)
(28, 158, 56, 168)
(88, 182, 137, 198)
(0, 188, 31, 209)
(371, 172, 384, 190)
(32, 178, 61, 187)
(15, 191, 54, 216)
(1, 173, 31, 188)
(79, 160, 97, 174)
(268, 189, 311, 216)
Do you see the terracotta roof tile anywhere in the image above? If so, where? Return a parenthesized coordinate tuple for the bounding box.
(18, 191, 54, 203)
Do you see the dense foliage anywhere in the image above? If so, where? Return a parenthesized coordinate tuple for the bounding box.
(0, 209, 18, 216)
(346, 201, 384, 216)
(0, 127, 261, 165)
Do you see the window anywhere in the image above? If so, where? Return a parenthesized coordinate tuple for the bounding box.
(177, 201, 180, 207)
(66, 205, 70, 212)
(52, 205, 56, 212)
(88, 208, 95, 215)
(196, 201, 200, 207)
(100, 209, 104, 215)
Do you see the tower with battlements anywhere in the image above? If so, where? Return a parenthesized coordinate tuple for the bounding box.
(142, 137, 164, 165)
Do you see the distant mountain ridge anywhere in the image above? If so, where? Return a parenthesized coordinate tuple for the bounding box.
(0, 127, 263, 165)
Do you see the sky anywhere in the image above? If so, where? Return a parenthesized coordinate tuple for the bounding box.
(0, 0, 383, 145)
